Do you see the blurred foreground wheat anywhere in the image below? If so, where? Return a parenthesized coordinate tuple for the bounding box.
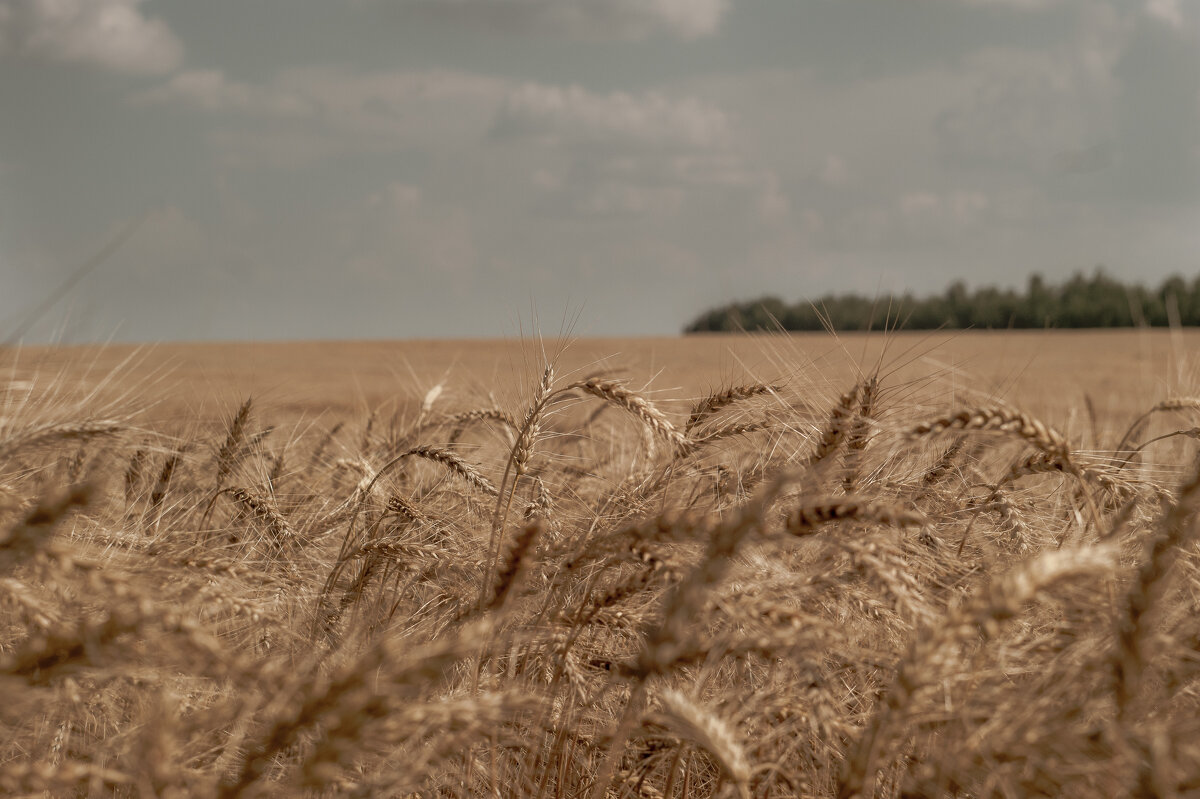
(2, 347, 1199, 798)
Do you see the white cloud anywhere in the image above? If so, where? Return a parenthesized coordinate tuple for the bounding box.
(0, 0, 182, 74)
(399, 0, 727, 40)
(491, 83, 731, 149)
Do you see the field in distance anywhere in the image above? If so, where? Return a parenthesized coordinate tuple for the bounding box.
(1, 328, 1199, 797)
(13, 328, 1200, 427)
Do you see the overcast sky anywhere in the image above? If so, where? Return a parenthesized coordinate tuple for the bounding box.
(1, 0, 1197, 342)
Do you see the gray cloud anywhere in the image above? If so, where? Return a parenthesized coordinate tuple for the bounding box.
(2, 0, 1198, 342)
(490, 83, 731, 149)
(1110, 14, 1200, 203)
(0, 0, 182, 74)
(394, 0, 728, 40)
(130, 69, 312, 115)
(131, 67, 509, 167)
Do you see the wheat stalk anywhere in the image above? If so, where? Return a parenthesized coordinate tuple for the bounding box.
(810, 384, 859, 465)
(654, 689, 751, 799)
(785, 497, 926, 536)
(567, 377, 689, 452)
(214, 397, 252, 490)
(1115, 397, 1200, 454)
(686, 383, 778, 432)
(405, 445, 498, 497)
(838, 544, 1117, 799)
(0, 420, 123, 461)
(908, 404, 1071, 460)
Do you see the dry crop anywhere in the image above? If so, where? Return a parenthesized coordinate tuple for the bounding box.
(2, 341, 1200, 798)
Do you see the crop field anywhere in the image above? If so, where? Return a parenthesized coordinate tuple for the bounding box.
(2, 329, 1199, 797)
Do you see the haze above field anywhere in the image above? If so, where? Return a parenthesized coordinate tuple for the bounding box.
(2, 0, 1198, 343)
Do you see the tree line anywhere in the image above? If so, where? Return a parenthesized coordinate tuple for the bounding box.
(684, 270, 1200, 332)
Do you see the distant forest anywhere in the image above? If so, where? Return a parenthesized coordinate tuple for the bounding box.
(685, 270, 1200, 333)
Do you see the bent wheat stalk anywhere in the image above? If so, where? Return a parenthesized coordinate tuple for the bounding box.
(838, 544, 1117, 799)
(907, 404, 1070, 460)
(686, 383, 778, 432)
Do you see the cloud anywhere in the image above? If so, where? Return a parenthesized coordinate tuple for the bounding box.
(340, 182, 477, 283)
(131, 69, 312, 115)
(1110, 14, 1200, 202)
(132, 67, 509, 166)
(0, 0, 182, 74)
(934, 46, 1116, 172)
(1143, 0, 1185, 30)
(484, 80, 787, 225)
(950, 0, 1065, 8)
(396, 0, 727, 40)
(491, 83, 731, 149)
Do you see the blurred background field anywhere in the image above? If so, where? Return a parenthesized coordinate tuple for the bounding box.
(8, 329, 1198, 431)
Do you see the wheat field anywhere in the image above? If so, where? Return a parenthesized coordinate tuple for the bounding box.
(1, 330, 1199, 798)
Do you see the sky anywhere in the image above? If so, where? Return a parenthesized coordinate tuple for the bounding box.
(1, 0, 1197, 342)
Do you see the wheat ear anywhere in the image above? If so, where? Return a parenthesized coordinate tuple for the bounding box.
(1115, 397, 1200, 454)
(810, 384, 859, 465)
(655, 689, 751, 799)
(686, 383, 778, 432)
(785, 497, 926, 536)
(908, 403, 1071, 460)
(842, 376, 878, 491)
(0, 420, 123, 461)
(0, 483, 94, 574)
(567, 377, 689, 452)
(1113, 464, 1200, 717)
(405, 445, 498, 497)
(223, 486, 297, 549)
(486, 364, 555, 606)
(214, 397, 252, 490)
